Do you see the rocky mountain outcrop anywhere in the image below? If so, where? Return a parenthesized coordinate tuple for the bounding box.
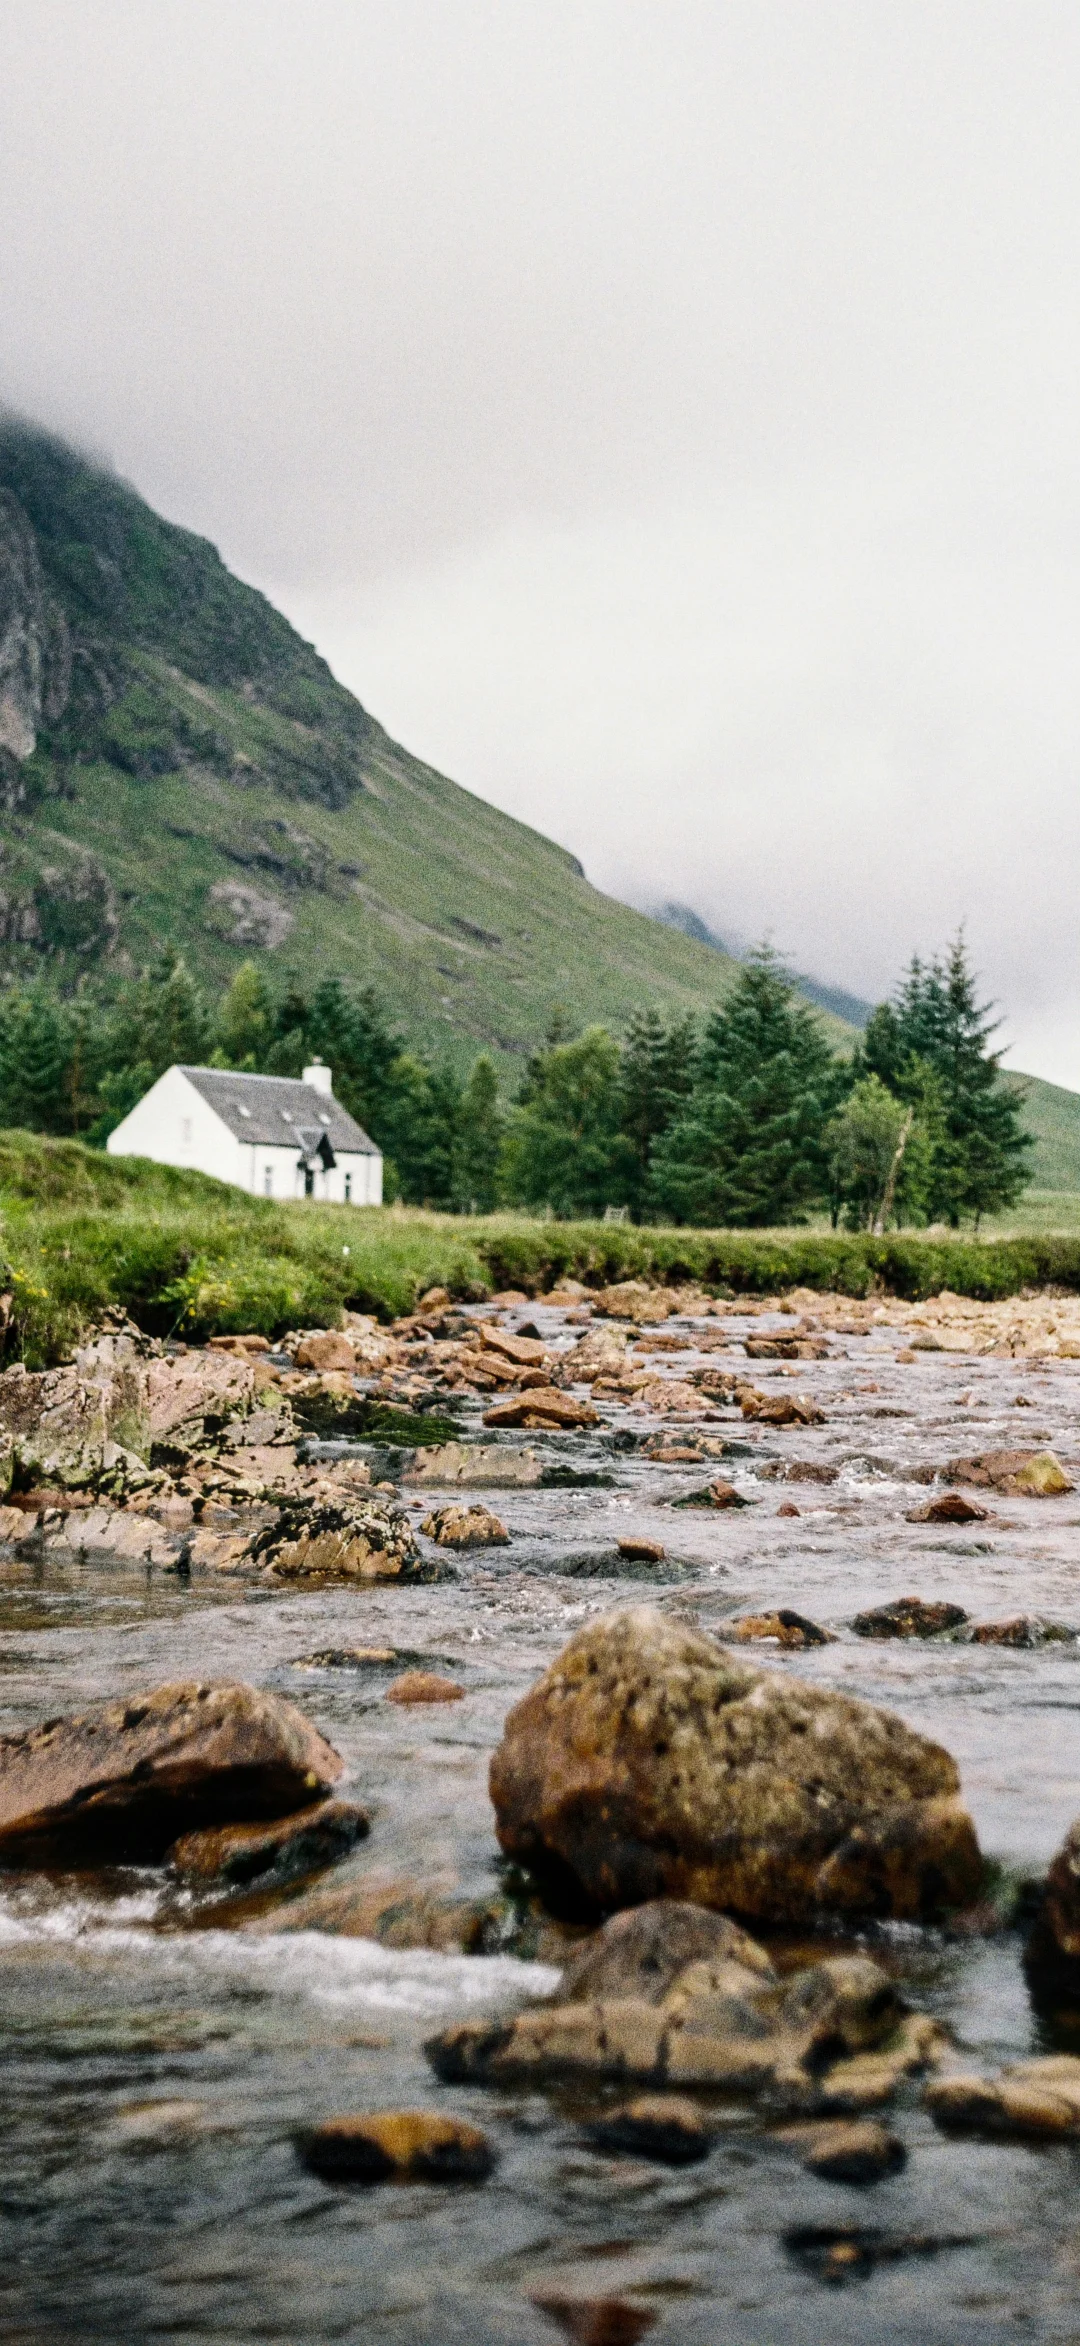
(489, 1606, 982, 1924)
(0, 487, 70, 780)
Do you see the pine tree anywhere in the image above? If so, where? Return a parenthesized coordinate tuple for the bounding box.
(0, 986, 80, 1133)
(618, 1008, 697, 1213)
(861, 936, 1031, 1227)
(452, 1054, 503, 1212)
(650, 947, 844, 1226)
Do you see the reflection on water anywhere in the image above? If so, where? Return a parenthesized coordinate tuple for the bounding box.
(5, 1305, 1080, 2339)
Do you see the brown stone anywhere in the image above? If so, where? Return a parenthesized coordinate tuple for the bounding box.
(724, 1611, 834, 1649)
(944, 1448, 1073, 1497)
(701, 1478, 747, 1509)
(480, 1327, 550, 1367)
(777, 1503, 801, 1517)
(852, 1599, 968, 1640)
(417, 1287, 452, 1312)
(0, 1682, 343, 1862)
(561, 1900, 775, 2005)
(386, 1671, 465, 1705)
(483, 1388, 599, 1430)
(583, 2094, 709, 2164)
(926, 2059, 1080, 2139)
(293, 1332, 356, 1372)
(168, 1797, 368, 1887)
(488, 1605, 981, 1924)
(420, 1503, 509, 1548)
(616, 1537, 665, 1563)
(302, 2109, 492, 2182)
(739, 1390, 825, 1427)
(907, 1491, 990, 1524)
(779, 2118, 906, 2183)
(250, 1495, 443, 1583)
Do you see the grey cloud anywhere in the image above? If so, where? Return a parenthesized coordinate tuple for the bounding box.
(1, 0, 1079, 1074)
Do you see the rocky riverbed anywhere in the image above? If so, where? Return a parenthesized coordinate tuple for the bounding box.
(6, 1280, 1080, 2340)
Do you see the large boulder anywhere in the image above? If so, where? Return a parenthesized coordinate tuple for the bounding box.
(489, 1607, 981, 1924)
(0, 1681, 343, 1862)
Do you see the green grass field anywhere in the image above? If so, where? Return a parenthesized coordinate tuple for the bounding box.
(7, 1133, 1080, 1368)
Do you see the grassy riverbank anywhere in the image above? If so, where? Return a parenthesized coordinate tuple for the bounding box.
(7, 1132, 1080, 1365)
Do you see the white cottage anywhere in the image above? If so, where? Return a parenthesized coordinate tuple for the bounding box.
(105, 1061, 383, 1205)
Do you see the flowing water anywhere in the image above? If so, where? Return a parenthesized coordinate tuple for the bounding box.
(4, 1302, 1080, 2342)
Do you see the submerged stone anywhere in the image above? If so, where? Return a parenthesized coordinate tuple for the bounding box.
(302, 2110, 493, 2183)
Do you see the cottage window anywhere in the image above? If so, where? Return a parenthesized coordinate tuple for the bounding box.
(263, 1165, 273, 1196)
(344, 1173, 352, 1201)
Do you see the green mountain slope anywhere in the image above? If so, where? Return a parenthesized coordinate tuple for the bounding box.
(1003, 1071, 1080, 1192)
(0, 420, 763, 1066)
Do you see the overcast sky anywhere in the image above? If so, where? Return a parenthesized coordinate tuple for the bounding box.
(3, 2, 1079, 1078)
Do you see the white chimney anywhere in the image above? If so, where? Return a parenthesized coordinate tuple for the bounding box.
(303, 1059, 333, 1096)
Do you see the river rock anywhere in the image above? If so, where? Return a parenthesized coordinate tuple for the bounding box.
(426, 1947, 939, 2110)
(740, 1391, 825, 1427)
(944, 1448, 1073, 1497)
(593, 1282, 676, 1323)
(723, 1610, 834, 1648)
(926, 2057, 1080, 2138)
(583, 2094, 710, 2164)
(249, 1495, 447, 1583)
(561, 1900, 776, 2005)
(906, 1492, 989, 1525)
(483, 1389, 599, 1431)
(402, 1442, 545, 1489)
(852, 1599, 969, 1640)
(420, 1503, 509, 1548)
(168, 1796, 368, 1888)
(488, 1606, 981, 1923)
(386, 1670, 464, 1704)
(616, 1537, 665, 1563)
(0, 1335, 258, 1494)
(293, 1332, 357, 1372)
(778, 2118, 906, 2183)
(302, 2110, 493, 2183)
(0, 1681, 343, 1862)
(1026, 1817, 1080, 1990)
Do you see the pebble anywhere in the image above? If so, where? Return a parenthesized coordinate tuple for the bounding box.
(386, 1669, 465, 1704)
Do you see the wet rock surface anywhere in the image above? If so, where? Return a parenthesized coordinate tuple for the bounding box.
(168, 1796, 368, 1889)
(302, 2109, 494, 2182)
(7, 1285, 1080, 2337)
(0, 1680, 342, 1860)
(489, 1605, 982, 1921)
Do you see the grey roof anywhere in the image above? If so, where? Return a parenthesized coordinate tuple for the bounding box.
(178, 1067, 380, 1155)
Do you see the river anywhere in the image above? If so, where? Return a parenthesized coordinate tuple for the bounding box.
(3, 1296, 1080, 2342)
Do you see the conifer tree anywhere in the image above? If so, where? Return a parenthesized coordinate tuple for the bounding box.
(650, 946, 844, 1225)
(618, 1007, 697, 1212)
(861, 935, 1031, 1226)
(452, 1054, 503, 1212)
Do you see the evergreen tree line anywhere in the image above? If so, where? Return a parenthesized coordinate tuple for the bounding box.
(0, 937, 1032, 1226)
